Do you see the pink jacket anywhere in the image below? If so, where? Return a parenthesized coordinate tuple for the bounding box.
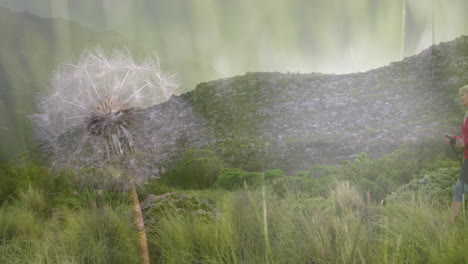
(454, 115, 468, 159)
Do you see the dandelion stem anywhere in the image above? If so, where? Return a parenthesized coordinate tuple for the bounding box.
(130, 182, 150, 264)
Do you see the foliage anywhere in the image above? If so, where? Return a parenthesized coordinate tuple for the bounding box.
(0, 163, 75, 207)
(336, 149, 459, 201)
(1, 135, 466, 263)
(264, 169, 285, 182)
(141, 192, 220, 226)
(140, 177, 174, 199)
(378, 199, 468, 263)
(0, 188, 139, 264)
(54, 188, 129, 209)
(386, 167, 459, 203)
(243, 172, 263, 188)
(65, 167, 133, 191)
(1, 148, 467, 263)
(215, 168, 245, 190)
(0, 204, 43, 242)
(62, 203, 138, 264)
(0, 161, 135, 210)
(272, 175, 334, 199)
(147, 182, 468, 264)
(215, 168, 264, 190)
(273, 147, 459, 202)
(164, 149, 222, 189)
(337, 152, 397, 201)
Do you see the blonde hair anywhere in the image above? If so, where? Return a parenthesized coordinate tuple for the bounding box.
(459, 85, 468, 96)
(461, 85, 468, 118)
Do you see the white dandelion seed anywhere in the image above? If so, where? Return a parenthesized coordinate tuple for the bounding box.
(31, 47, 180, 189)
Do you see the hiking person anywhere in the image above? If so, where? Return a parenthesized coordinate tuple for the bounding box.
(444, 84, 468, 221)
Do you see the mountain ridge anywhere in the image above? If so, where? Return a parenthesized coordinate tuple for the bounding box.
(137, 36, 468, 174)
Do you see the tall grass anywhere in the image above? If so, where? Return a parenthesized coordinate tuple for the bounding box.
(378, 197, 468, 263)
(0, 181, 466, 263)
(62, 202, 139, 264)
(148, 181, 468, 264)
(0, 187, 139, 264)
(1, 163, 467, 263)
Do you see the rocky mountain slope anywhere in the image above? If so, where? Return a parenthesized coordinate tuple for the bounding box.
(138, 36, 468, 174)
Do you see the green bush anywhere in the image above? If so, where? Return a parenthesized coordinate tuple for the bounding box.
(264, 169, 286, 182)
(243, 172, 263, 188)
(0, 206, 43, 242)
(290, 148, 458, 202)
(0, 163, 75, 207)
(272, 175, 334, 198)
(65, 167, 132, 191)
(295, 171, 311, 177)
(215, 168, 265, 190)
(140, 177, 173, 199)
(386, 167, 459, 203)
(16, 186, 48, 216)
(62, 204, 138, 264)
(141, 192, 220, 225)
(54, 188, 129, 209)
(377, 198, 468, 263)
(164, 149, 222, 189)
(215, 168, 244, 190)
(0, 164, 47, 205)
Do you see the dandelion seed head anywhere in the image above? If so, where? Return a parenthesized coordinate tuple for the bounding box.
(31, 48, 181, 190)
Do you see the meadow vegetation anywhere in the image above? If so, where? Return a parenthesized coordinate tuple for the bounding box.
(1, 143, 467, 263)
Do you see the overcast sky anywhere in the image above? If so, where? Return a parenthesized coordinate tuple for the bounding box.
(0, 0, 467, 88)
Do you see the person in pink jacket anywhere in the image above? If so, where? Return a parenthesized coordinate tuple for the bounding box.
(445, 84, 468, 221)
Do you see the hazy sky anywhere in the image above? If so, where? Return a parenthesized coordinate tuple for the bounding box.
(1, 0, 468, 91)
(1, 0, 467, 90)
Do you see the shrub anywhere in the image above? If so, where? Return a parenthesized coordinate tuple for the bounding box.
(141, 192, 220, 225)
(295, 171, 310, 177)
(0, 164, 47, 205)
(299, 150, 457, 202)
(264, 169, 286, 182)
(164, 149, 222, 189)
(54, 188, 128, 209)
(0, 163, 75, 207)
(272, 175, 334, 198)
(16, 186, 47, 216)
(385, 167, 459, 203)
(62, 204, 138, 264)
(243, 172, 263, 188)
(329, 181, 366, 215)
(215, 168, 245, 190)
(140, 177, 173, 199)
(0, 206, 43, 242)
(377, 198, 468, 263)
(64, 167, 132, 191)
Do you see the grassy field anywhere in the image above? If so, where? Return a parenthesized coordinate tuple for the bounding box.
(1, 180, 467, 263)
(147, 183, 468, 264)
(1, 148, 467, 263)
